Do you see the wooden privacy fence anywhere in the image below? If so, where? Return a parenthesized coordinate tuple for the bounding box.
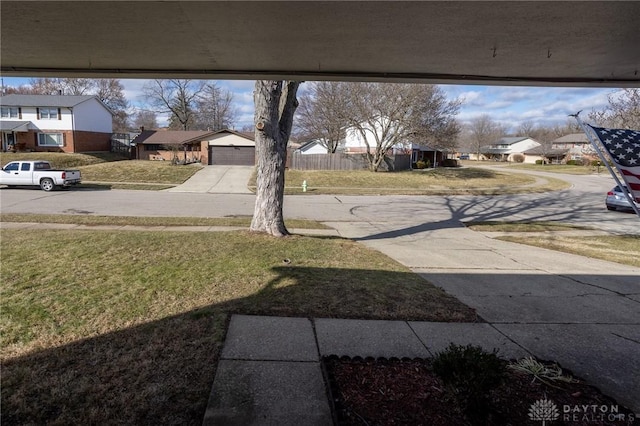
(289, 152, 411, 171)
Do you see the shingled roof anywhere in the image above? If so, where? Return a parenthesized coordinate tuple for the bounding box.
(0, 94, 111, 111)
(133, 130, 217, 145)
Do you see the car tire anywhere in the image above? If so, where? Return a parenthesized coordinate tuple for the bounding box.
(40, 178, 55, 192)
(606, 205, 616, 211)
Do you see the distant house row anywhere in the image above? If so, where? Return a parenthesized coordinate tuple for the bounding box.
(462, 134, 594, 164)
(2, 94, 595, 167)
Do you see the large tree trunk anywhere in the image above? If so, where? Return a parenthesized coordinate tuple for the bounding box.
(250, 80, 300, 237)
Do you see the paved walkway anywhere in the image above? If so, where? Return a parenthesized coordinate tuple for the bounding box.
(203, 315, 530, 425)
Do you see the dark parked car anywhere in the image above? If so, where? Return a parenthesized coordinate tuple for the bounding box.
(605, 185, 638, 212)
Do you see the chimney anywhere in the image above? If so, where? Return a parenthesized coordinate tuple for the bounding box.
(140, 126, 145, 133)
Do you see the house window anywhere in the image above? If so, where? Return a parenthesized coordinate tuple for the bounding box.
(38, 133, 64, 147)
(39, 107, 59, 120)
(144, 144, 162, 151)
(1, 107, 19, 118)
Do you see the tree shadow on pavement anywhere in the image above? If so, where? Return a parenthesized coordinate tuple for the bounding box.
(354, 190, 631, 241)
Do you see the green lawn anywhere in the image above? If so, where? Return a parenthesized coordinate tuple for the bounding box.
(0, 229, 476, 424)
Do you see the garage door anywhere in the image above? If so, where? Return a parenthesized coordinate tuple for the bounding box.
(208, 146, 255, 165)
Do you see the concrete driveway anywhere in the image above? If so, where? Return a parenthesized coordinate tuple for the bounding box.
(166, 165, 254, 194)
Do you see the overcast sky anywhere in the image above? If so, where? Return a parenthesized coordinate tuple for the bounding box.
(2, 77, 617, 133)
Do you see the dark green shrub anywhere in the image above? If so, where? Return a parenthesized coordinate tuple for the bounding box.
(432, 344, 505, 425)
(441, 158, 460, 167)
(535, 159, 545, 165)
(511, 153, 525, 163)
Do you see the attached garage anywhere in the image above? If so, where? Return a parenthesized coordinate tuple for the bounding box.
(208, 145, 255, 165)
(206, 130, 256, 166)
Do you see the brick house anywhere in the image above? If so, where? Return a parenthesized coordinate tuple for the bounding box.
(134, 129, 256, 165)
(0, 94, 113, 152)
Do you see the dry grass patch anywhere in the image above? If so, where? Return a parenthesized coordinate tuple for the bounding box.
(1, 229, 475, 424)
(0, 152, 127, 168)
(273, 168, 569, 195)
(497, 235, 640, 267)
(465, 221, 594, 232)
(500, 163, 601, 175)
(0, 213, 329, 229)
(78, 160, 203, 184)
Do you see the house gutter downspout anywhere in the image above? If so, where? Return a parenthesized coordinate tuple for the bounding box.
(70, 107, 76, 152)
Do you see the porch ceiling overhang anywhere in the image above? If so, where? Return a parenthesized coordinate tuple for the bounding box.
(0, 121, 30, 132)
(1, 1, 639, 87)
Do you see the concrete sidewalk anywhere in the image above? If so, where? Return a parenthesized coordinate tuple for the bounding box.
(166, 165, 254, 193)
(203, 315, 530, 425)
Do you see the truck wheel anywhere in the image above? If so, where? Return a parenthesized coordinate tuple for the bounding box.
(40, 178, 55, 192)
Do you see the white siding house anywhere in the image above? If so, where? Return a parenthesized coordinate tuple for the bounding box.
(0, 94, 113, 152)
(296, 140, 333, 155)
(343, 120, 407, 154)
(481, 137, 540, 161)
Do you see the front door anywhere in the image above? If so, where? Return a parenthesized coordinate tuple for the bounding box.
(1, 132, 15, 151)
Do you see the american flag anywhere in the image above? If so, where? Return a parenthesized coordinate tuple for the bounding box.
(589, 125, 640, 203)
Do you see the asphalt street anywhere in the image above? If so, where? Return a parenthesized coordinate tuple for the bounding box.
(0, 169, 638, 235)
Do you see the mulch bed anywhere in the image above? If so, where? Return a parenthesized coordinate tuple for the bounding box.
(323, 356, 636, 426)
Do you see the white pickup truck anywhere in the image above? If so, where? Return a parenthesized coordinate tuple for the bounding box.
(0, 160, 82, 191)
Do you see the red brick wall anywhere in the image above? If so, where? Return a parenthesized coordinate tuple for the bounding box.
(14, 130, 110, 153)
(72, 131, 111, 152)
(200, 141, 209, 165)
(136, 145, 203, 162)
